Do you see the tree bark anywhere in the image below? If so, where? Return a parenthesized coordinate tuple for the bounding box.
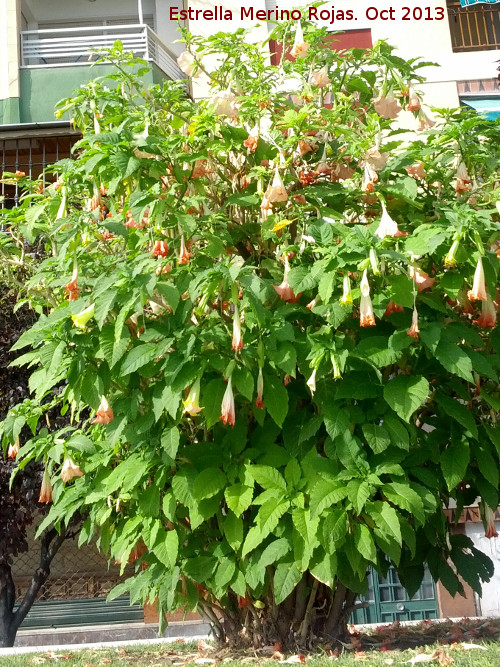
(0, 526, 69, 648)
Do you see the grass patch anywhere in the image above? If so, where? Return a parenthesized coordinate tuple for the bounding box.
(1, 640, 500, 667)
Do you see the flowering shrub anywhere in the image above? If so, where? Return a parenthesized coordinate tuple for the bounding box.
(1, 20, 500, 646)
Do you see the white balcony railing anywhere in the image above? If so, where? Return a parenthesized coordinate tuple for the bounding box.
(20, 24, 185, 82)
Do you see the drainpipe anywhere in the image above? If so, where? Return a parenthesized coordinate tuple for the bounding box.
(137, 0, 144, 24)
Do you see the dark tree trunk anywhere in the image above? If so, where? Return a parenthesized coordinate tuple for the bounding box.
(0, 526, 68, 648)
(198, 577, 361, 650)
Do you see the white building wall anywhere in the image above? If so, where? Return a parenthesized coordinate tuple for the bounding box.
(0, 0, 20, 102)
(264, 0, 500, 108)
(465, 522, 500, 618)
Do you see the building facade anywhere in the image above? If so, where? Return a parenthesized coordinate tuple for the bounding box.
(1, 0, 500, 634)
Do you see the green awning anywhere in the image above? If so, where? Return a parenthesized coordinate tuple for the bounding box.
(462, 98, 500, 120)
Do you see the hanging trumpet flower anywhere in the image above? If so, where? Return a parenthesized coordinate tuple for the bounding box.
(38, 466, 53, 503)
(61, 457, 84, 483)
(183, 378, 203, 416)
(290, 21, 310, 59)
(220, 377, 236, 426)
(178, 235, 190, 265)
(311, 66, 330, 88)
(467, 256, 487, 302)
(407, 307, 420, 339)
(359, 270, 376, 327)
(444, 238, 460, 268)
(7, 438, 20, 459)
(340, 276, 353, 306)
(474, 298, 496, 328)
(306, 368, 317, 396)
(261, 166, 288, 210)
(65, 266, 80, 301)
(331, 354, 342, 380)
(232, 304, 244, 351)
(256, 368, 265, 409)
(92, 395, 114, 425)
(480, 501, 499, 539)
(273, 254, 300, 302)
(71, 303, 95, 330)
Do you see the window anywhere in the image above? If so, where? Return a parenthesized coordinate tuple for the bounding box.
(447, 0, 500, 51)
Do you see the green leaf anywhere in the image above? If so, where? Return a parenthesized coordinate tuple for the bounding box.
(263, 374, 289, 427)
(435, 342, 474, 383)
(247, 465, 286, 491)
(241, 499, 289, 558)
(292, 508, 319, 545)
(309, 478, 348, 518)
(267, 342, 297, 377)
(322, 510, 347, 547)
(384, 375, 429, 422)
(95, 288, 118, 329)
(233, 367, 254, 401)
(202, 378, 226, 429)
(354, 524, 377, 563)
(274, 562, 302, 604)
(310, 551, 337, 587)
(347, 479, 371, 515)
(153, 529, 178, 569)
(153, 384, 180, 420)
(259, 537, 291, 568)
(183, 556, 217, 583)
(193, 468, 226, 500)
(474, 445, 499, 489)
(382, 483, 425, 524)
(367, 500, 402, 546)
(138, 485, 160, 517)
(121, 343, 157, 375)
(225, 484, 254, 517)
(161, 426, 180, 460)
(441, 442, 470, 491)
(354, 336, 400, 368)
(382, 413, 409, 450)
(224, 512, 244, 551)
(362, 424, 390, 454)
(436, 393, 478, 438)
(323, 406, 350, 442)
(287, 266, 317, 293)
(214, 559, 236, 590)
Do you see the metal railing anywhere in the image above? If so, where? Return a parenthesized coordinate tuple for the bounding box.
(20, 24, 184, 80)
(447, 0, 500, 51)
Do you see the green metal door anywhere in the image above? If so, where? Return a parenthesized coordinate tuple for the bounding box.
(351, 566, 438, 625)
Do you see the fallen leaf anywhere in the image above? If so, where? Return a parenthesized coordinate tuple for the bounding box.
(272, 651, 285, 661)
(405, 655, 435, 664)
(101, 660, 112, 665)
(354, 652, 368, 661)
(116, 648, 127, 655)
(283, 655, 305, 664)
(194, 659, 215, 664)
(198, 639, 214, 652)
(383, 661, 394, 666)
(431, 650, 454, 666)
(460, 643, 487, 650)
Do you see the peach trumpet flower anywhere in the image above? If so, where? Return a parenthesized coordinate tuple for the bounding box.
(407, 307, 420, 339)
(232, 305, 244, 351)
(38, 467, 53, 503)
(220, 377, 236, 427)
(61, 458, 84, 483)
(467, 256, 487, 302)
(92, 395, 114, 425)
(65, 266, 80, 301)
(273, 255, 301, 302)
(359, 270, 376, 327)
(474, 298, 496, 328)
(7, 438, 20, 459)
(290, 21, 310, 59)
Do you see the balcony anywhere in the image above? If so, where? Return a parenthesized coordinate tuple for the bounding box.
(17, 24, 186, 123)
(447, 0, 500, 52)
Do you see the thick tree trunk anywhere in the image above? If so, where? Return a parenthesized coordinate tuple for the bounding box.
(204, 578, 358, 650)
(0, 527, 68, 648)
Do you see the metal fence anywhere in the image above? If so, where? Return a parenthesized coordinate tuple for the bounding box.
(20, 24, 185, 81)
(447, 0, 500, 51)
